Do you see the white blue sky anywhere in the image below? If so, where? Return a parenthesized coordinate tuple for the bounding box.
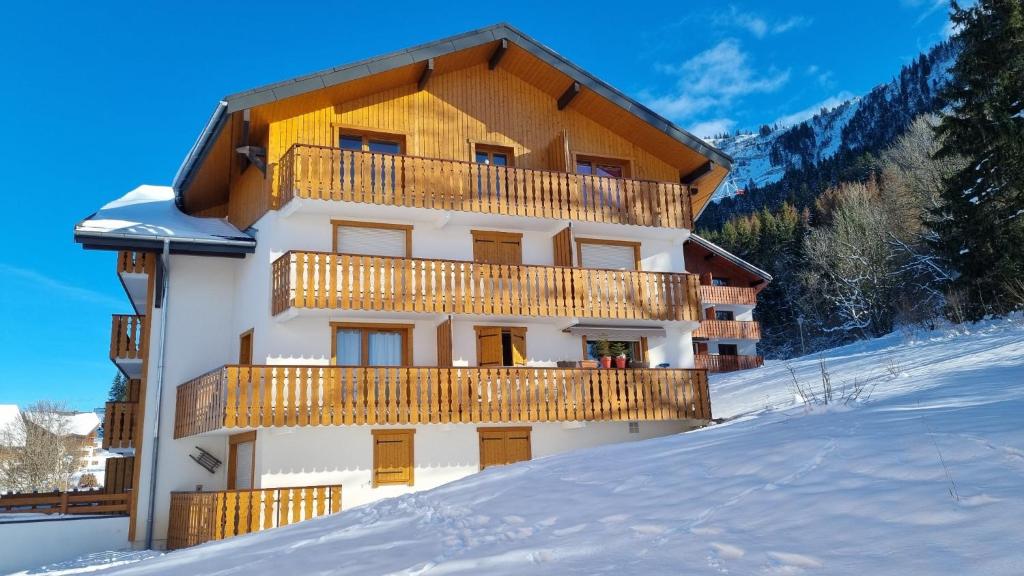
(0, 1, 955, 410)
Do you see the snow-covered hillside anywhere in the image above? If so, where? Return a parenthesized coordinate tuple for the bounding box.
(39, 318, 1023, 576)
(711, 40, 958, 202)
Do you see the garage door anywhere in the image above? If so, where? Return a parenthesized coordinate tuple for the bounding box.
(335, 225, 408, 257)
(478, 427, 532, 470)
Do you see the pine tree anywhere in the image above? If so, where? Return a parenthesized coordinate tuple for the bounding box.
(108, 372, 128, 402)
(933, 0, 1024, 318)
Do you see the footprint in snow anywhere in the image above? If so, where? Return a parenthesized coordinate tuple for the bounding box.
(710, 542, 746, 559)
(552, 523, 588, 536)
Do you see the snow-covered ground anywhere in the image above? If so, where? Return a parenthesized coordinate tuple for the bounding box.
(30, 318, 1024, 575)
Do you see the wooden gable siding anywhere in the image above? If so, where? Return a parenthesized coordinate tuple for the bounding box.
(259, 63, 681, 212)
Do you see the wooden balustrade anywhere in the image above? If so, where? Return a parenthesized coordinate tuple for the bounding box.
(166, 485, 342, 550)
(693, 320, 762, 340)
(109, 314, 145, 360)
(277, 145, 693, 229)
(272, 251, 701, 322)
(175, 365, 710, 438)
(699, 284, 758, 306)
(116, 251, 154, 275)
(102, 401, 138, 450)
(0, 489, 129, 515)
(694, 354, 764, 373)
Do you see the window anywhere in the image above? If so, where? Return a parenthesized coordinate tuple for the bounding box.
(474, 144, 513, 166)
(585, 339, 645, 362)
(332, 220, 412, 257)
(717, 344, 739, 356)
(693, 341, 709, 355)
(715, 310, 736, 321)
(238, 329, 253, 365)
(471, 230, 523, 265)
(475, 326, 527, 367)
(711, 277, 731, 287)
(228, 431, 256, 490)
(331, 323, 413, 366)
(372, 429, 414, 486)
(478, 427, 532, 470)
(576, 238, 641, 270)
(339, 132, 404, 155)
(575, 156, 629, 178)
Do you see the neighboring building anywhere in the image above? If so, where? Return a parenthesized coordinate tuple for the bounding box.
(684, 234, 772, 372)
(73, 24, 766, 550)
(0, 405, 103, 490)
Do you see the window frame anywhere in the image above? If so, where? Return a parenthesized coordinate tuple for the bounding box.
(474, 325, 528, 367)
(581, 337, 649, 362)
(574, 237, 642, 271)
(227, 431, 257, 490)
(330, 322, 414, 366)
(331, 220, 413, 257)
(472, 143, 515, 167)
(336, 128, 407, 155)
(371, 428, 415, 487)
(573, 153, 632, 179)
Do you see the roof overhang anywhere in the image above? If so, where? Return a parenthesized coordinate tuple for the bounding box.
(171, 23, 732, 210)
(563, 324, 667, 340)
(688, 234, 772, 283)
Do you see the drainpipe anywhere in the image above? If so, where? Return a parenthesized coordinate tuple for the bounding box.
(145, 239, 171, 549)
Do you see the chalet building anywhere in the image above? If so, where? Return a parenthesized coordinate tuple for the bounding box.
(74, 24, 768, 550)
(684, 235, 772, 372)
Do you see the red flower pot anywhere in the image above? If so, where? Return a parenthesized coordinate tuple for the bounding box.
(600, 356, 612, 369)
(615, 356, 627, 369)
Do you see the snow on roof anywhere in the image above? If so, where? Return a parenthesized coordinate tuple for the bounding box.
(0, 405, 22, 446)
(74, 185, 255, 250)
(18, 410, 100, 437)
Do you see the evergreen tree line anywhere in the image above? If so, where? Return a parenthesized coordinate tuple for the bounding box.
(699, 0, 1024, 358)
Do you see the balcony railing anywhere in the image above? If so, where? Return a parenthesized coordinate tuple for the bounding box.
(166, 485, 342, 550)
(109, 315, 145, 361)
(116, 251, 154, 275)
(277, 144, 693, 229)
(699, 285, 758, 306)
(175, 365, 710, 438)
(102, 401, 138, 451)
(272, 251, 701, 322)
(695, 354, 764, 373)
(693, 320, 761, 341)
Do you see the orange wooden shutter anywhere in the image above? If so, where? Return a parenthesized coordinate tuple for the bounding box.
(478, 427, 532, 470)
(552, 227, 573, 267)
(436, 318, 453, 367)
(472, 231, 522, 265)
(510, 328, 527, 366)
(476, 326, 503, 367)
(372, 430, 414, 486)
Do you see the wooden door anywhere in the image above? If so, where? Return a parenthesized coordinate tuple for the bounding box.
(478, 427, 532, 470)
(228, 431, 256, 490)
(436, 317, 453, 367)
(239, 330, 253, 365)
(372, 429, 415, 486)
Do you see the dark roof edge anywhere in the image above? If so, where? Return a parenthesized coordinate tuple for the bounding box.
(171, 23, 732, 205)
(688, 233, 773, 283)
(74, 231, 255, 257)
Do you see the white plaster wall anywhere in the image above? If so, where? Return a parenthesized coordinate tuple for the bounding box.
(257, 420, 696, 509)
(135, 256, 238, 549)
(0, 516, 130, 573)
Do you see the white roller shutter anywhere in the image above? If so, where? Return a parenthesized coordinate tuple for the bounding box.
(336, 226, 407, 257)
(579, 242, 636, 270)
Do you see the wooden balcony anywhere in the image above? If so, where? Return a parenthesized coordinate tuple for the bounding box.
(102, 401, 138, 451)
(116, 251, 154, 275)
(167, 485, 341, 550)
(175, 365, 710, 438)
(278, 145, 694, 229)
(695, 354, 764, 373)
(110, 315, 145, 361)
(692, 320, 761, 341)
(699, 284, 757, 306)
(272, 251, 702, 322)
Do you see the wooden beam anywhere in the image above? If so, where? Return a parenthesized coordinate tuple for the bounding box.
(557, 82, 581, 110)
(681, 161, 713, 185)
(488, 39, 508, 70)
(417, 58, 435, 91)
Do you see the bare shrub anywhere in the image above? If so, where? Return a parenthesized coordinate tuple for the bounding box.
(0, 401, 88, 493)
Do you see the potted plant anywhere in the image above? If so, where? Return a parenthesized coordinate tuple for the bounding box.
(610, 341, 629, 368)
(593, 338, 612, 369)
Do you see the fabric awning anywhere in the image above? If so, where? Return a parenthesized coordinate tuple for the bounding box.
(563, 324, 666, 340)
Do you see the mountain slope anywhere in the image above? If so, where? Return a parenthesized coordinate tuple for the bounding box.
(703, 40, 958, 225)
(68, 318, 1024, 576)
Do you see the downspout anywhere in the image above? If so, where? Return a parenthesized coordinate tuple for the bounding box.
(145, 239, 171, 549)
